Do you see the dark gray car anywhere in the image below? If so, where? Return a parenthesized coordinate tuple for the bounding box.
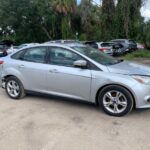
(111, 39, 137, 53)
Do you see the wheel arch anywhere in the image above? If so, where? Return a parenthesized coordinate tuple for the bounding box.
(95, 84, 136, 108)
(3, 74, 26, 89)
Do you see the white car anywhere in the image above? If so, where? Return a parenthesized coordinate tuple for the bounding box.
(84, 41, 113, 55)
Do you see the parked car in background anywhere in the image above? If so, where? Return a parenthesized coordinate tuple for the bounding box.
(111, 39, 137, 53)
(1, 43, 150, 117)
(137, 43, 145, 49)
(83, 41, 113, 55)
(0, 45, 8, 57)
(0, 40, 15, 57)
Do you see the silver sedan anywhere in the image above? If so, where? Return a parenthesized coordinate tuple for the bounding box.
(0, 43, 150, 117)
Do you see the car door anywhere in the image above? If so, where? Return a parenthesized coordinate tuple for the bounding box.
(13, 46, 48, 92)
(46, 46, 92, 101)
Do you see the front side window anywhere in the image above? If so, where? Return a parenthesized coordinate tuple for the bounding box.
(72, 46, 122, 65)
(49, 47, 83, 67)
(22, 47, 47, 63)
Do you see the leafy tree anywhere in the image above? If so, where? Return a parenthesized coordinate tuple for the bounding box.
(52, 0, 77, 38)
(0, 0, 60, 43)
(79, 0, 101, 40)
(101, 0, 115, 40)
(115, 0, 144, 39)
(0, 0, 148, 45)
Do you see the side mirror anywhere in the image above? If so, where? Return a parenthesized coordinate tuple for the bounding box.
(73, 60, 87, 68)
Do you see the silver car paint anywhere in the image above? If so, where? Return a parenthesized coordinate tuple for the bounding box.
(107, 61, 150, 75)
(0, 44, 150, 109)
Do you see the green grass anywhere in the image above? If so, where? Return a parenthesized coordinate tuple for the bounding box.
(122, 49, 150, 60)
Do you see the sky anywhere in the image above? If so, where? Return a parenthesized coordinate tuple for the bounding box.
(141, 0, 150, 21)
(77, 0, 150, 21)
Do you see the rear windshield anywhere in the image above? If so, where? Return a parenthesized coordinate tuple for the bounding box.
(129, 40, 136, 44)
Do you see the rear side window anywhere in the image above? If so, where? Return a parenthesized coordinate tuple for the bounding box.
(11, 50, 25, 59)
(11, 47, 47, 63)
(23, 47, 47, 63)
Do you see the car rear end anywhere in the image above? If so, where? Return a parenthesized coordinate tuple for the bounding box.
(98, 42, 113, 55)
(128, 40, 137, 51)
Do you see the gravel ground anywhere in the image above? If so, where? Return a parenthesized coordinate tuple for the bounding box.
(1, 89, 150, 150)
(0, 60, 150, 150)
(132, 58, 150, 66)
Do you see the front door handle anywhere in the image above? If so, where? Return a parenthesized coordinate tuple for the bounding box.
(18, 65, 25, 68)
(49, 69, 59, 73)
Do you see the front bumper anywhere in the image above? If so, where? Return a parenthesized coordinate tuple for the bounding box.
(132, 83, 150, 109)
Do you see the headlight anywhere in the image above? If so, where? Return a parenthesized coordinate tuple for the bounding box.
(132, 75, 150, 85)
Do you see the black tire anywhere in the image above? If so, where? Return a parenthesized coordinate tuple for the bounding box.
(5, 76, 25, 99)
(98, 85, 134, 117)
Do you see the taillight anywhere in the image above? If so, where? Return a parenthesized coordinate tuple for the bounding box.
(99, 48, 108, 51)
(0, 60, 4, 64)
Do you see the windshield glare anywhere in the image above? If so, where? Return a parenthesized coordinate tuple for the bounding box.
(72, 46, 121, 65)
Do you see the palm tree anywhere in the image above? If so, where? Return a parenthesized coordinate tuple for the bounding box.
(53, 0, 76, 38)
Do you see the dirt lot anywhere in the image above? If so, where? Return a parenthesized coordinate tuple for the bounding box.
(0, 60, 150, 150)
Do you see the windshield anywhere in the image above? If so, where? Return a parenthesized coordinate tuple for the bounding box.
(72, 46, 122, 65)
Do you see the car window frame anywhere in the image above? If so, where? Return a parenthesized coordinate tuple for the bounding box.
(47, 46, 88, 68)
(47, 46, 100, 71)
(11, 46, 49, 64)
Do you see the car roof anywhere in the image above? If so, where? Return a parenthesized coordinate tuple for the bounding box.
(45, 40, 81, 44)
(18, 43, 86, 51)
(44, 41, 85, 47)
(111, 39, 133, 41)
(83, 41, 97, 44)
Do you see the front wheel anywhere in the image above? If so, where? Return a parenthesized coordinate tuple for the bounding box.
(5, 76, 25, 99)
(98, 85, 134, 117)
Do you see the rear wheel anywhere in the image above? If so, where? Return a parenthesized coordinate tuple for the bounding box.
(98, 85, 134, 117)
(5, 76, 25, 99)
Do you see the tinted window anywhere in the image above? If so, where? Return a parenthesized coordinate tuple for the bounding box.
(11, 50, 25, 59)
(49, 47, 83, 67)
(85, 43, 98, 49)
(129, 40, 136, 44)
(22, 47, 47, 63)
(112, 40, 125, 43)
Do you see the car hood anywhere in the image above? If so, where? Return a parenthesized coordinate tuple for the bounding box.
(107, 61, 150, 76)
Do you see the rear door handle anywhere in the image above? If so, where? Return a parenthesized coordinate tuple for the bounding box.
(49, 69, 59, 73)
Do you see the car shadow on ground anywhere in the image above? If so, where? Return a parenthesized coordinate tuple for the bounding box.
(24, 92, 150, 117)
